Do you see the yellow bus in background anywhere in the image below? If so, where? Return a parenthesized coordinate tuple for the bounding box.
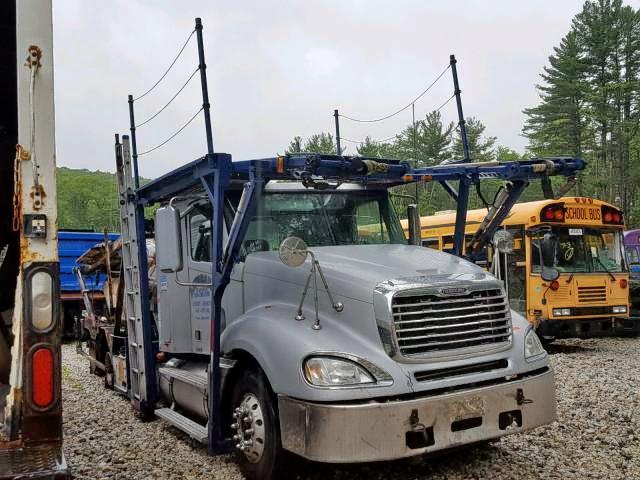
(405, 197, 637, 340)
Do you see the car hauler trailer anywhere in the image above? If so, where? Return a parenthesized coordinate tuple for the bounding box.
(106, 18, 586, 480)
(59, 230, 119, 337)
(0, 0, 68, 478)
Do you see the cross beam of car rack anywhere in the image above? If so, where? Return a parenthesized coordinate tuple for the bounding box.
(136, 152, 586, 204)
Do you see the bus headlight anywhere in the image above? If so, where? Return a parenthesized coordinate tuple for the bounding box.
(612, 305, 627, 314)
(524, 329, 546, 360)
(304, 357, 375, 387)
(552, 308, 571, 317)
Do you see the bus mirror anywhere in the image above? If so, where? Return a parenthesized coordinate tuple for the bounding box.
(541, 266, 560, 282)
(407, 204, 421, 246)
(541, 232, 556, 266)
(156, 205, 183, 273)
(493, 230, 514, 254)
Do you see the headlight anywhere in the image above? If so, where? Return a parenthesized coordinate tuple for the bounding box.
(524, 329, 546, 360)
(552, 308, 571, 316)
(612, 305, 627, 314)
(304, 357, 375, 387)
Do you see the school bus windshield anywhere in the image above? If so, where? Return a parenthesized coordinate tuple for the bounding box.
(531, 227, 626, 274)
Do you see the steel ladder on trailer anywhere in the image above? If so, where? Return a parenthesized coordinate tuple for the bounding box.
(115, 135, 208, 441)
(115, 136, 150, 412)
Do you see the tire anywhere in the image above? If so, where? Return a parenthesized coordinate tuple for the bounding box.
(88, 340, 97, 375)
(229, 367, 286, 480)
(104, 352, 115, 390)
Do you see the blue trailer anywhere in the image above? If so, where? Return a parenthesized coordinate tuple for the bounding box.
(58, 230, 119, 336)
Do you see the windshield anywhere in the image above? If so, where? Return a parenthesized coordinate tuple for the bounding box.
(625, 246, 640, 266)
(241, 190, 406, 253)
(531, 227, 626, 273)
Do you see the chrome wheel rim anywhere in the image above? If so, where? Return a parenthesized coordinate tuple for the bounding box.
(231, 393, 266, 463)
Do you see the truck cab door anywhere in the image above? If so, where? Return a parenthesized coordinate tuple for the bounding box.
(185, 202, 244, 354)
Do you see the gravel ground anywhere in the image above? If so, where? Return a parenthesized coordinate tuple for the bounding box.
(62, 338, 640, 479)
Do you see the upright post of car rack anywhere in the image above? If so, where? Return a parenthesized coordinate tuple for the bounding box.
(192, 16, 229, 455)
(115, 134, 157, 417)
(450, 54, 472, 257)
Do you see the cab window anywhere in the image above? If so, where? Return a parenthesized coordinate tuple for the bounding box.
(189, 204, 211, 262)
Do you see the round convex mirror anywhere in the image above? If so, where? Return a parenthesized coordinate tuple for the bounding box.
(541, 266, 560, 282)
(278, 237, 308, 268)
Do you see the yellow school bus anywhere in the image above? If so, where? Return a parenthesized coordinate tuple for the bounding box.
(406, 197, 636, 340)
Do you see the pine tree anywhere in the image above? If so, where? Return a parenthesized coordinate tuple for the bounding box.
(523, 30, 591, 158)
(451, 117, 496, 161)
(394, 110, 454, 165)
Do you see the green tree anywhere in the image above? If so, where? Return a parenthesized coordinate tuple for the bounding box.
(394, 110, 454, 166)
(356, 136, 397, 158)
(495, 146, 521, 161)
(451, 117, 497, 161)
(523, 30, 592, 159)
(285, 133, 342, 155)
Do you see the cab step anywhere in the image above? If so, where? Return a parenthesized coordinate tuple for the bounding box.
(155, 408, 208, 444)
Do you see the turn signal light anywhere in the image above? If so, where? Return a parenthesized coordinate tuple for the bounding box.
(620, 278, 628, 289)
(32, 347, 54, 408)
(549, 280, 560, 291)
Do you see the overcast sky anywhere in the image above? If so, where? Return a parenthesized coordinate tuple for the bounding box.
(52, 0, 640, 179)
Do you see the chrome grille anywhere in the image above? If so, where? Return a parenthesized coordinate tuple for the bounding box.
(392, 287, 511, 357)
(578, 285, 607, 303)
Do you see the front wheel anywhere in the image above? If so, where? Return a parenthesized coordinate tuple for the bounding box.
(230, 368, 286, 480)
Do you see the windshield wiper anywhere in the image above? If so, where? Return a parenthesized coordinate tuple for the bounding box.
(592, 256, 616, 281)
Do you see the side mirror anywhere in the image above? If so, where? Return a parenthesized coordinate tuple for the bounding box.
(541, 266, 560, 282)
(493, 230, 514, 254)
(407, 204, 421, 246)
(278, 237, 308, 267)
(155, 205, 183, 273)
(541, 232, 556, 263)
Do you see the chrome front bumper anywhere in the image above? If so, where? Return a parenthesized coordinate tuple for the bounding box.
(278, 368, 556, 463)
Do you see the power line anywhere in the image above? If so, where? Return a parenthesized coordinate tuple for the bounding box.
(133, 29, 196, 101)
(137, 107, 203, 157)
(136, 67, 200, 128)
(338, 64, 451, 123)
(340, 94, 455, 146)
(434, 93, 456, 113)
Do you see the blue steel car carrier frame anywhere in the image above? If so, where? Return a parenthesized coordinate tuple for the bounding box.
(116, 17, 586, 455)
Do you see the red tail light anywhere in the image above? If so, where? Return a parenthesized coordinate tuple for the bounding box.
(602, 205, 624, 225)
(550, 280, 560, 291)
(541, 204, 565, 222)
(620, 279, 628, 289)
(32, 347, 54, 408)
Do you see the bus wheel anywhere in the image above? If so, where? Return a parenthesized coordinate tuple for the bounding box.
(230, 367, 285, 480)
(104, 352, 114, 390)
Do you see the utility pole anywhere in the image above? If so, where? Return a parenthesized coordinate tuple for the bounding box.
(334, 109, 341, 155)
